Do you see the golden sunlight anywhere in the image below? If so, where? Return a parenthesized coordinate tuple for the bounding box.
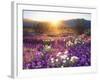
(50, 20, 61, 27)
(48, 20, 62, 35)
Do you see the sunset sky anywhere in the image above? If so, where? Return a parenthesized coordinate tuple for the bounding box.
(23, 10, 91, 22)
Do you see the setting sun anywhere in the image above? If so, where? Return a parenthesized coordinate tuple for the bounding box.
(50, 20, 61, 27)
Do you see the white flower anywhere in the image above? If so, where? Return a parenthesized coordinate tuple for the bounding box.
(64, 50, 68, 54)
(60, 55, 67, 59)
(51, 58, 54, 61)
(70, 56, 79, 63)
(62, 60, 66, 63)
(51, 58, 54, 63)
(55, 59, 59, 62)
(51, 60, 54, 63)
(57, 52, 62, 56)
(61, 65, 64, 68)
(66, 57, 69, 60)
(46, 45, 51, 49)
(44, 45, 51, 51)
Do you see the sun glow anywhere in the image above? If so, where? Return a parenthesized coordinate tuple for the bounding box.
(47, 20, 62, 35)
(50, 20, 61, 27)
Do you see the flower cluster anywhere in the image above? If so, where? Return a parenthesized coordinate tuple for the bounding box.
(23, 34, 91, 69)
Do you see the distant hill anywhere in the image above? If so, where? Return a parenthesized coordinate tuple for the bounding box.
(62, 19, 91, 35)
(63, 19, 91, 28)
